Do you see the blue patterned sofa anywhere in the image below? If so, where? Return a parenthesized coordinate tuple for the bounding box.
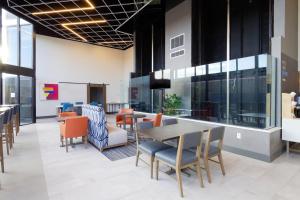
(82, 105, 127, 151)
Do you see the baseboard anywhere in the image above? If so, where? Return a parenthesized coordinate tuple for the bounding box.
(36, 115, 57, 119)
(223, 145, 273, 162)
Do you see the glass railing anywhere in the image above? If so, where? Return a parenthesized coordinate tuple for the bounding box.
(130, 54, 277, 129)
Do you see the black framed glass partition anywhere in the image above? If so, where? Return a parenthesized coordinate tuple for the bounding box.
(0, 8, 36, 125)
(130, 54, 277, 129)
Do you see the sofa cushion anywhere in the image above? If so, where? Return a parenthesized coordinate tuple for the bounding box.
(107, 125, 128, 147)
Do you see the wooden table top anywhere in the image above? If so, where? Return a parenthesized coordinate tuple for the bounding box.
(141, 121, 220, 142)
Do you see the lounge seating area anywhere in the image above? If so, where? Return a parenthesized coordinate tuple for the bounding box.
(1, 0, 300, 199)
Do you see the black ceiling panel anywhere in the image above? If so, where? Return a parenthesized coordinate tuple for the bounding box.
(6, 0, 153, 50)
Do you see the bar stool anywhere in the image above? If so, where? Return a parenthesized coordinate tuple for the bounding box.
(0, 113, 4, 173)
(14, 105, 20, 136)
(8, 107, 14, 148)
(1, 108, 10, 155)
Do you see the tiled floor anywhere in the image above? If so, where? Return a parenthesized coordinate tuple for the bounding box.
(0, 118, 300, 200)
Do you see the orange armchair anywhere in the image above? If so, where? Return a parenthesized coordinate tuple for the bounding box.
(58, 112, 77, 118)
(143, 113, 162, 127)
(116, 108, 133, 127)
(60, 116, 88, 152)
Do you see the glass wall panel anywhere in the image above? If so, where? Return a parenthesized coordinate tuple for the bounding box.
(130, 54, 277, 129)
(2, 73, 18, 104)
(129, 76, 152, 113)
(20, 19, 33, 68)
(1, 9, 18, 65)
(20, 76, 33, 124)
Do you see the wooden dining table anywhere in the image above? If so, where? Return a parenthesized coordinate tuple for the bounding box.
(141, 120, 220, 142)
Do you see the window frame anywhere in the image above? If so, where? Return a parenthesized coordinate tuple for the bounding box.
(0, 8, 36, 124)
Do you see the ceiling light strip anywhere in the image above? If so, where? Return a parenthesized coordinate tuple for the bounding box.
(72, 0, 122, 49)
(62, 25, 87, 41)
(62, 20, 106, 26)
(98, 41, 132, 44)
(62, 20, 106, 42)
(32, 0, 95, 15)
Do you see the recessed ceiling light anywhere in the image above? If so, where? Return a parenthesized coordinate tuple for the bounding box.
(32, 0, 95, 15)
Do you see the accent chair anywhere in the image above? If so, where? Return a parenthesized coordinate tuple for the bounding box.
(60, 116, 88, 152)
(116, 108, 133, 128)
(143, 113, 162, 127)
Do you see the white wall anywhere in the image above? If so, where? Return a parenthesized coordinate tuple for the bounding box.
(36, 35, 134, 117)
(122, 47, 134, 103)
(165, 0, 192, 110)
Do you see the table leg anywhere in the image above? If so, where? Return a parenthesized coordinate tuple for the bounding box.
(287, 141, 290, 154)
(165, 168, 191, 177)
(123, 115, 126, 130)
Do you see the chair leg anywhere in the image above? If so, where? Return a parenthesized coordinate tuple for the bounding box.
(65, 138, 68, 152)
(16, 113, 20, 134)
(176, 168, 184, 198)
(135, 150, 140, 167)
(61, 135, 64, 147)
(11, 122, 15, 144)
(0, 136, 4, 173)
(204, 158, 212, 183)
(195, 163, 204, 188)
(150, 156, 154, 179)
(5, 126, 9, 155)
(8, 124, 13, 149)
(84, 136, 88, 148)
(218, 153, 226, 176)
(156, 159, 159, 180)
(15, 116, 18, 136)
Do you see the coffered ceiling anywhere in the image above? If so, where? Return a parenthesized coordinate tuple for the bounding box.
(6, 0, 153, 49)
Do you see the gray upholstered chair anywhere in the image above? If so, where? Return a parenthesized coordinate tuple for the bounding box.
(162, 118, 178, 147)
(202, 126, 226, 183)
(0, 113, 4, 173)
(135, 121, 172, 179)
(162, 118, 178, 126)
(155, 131, 205, 197)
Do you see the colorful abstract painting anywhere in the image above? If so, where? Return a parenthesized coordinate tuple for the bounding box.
(41, 83, 59, 100)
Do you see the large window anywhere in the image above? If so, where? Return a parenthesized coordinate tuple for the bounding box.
(1, 9, 18, 65)
(20, 19, 33, 68)
(0, 8, 35, 124)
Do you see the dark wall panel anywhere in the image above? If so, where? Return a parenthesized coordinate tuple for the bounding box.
(153, 14, 165, 71)
(201, 0, 227, 64)
(230, 0, 272, 59)
(134, 5, 165, 77)
(135, 24, 152, 76)
(242, 1, 260, 56)
(192, 0, 272, 65)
